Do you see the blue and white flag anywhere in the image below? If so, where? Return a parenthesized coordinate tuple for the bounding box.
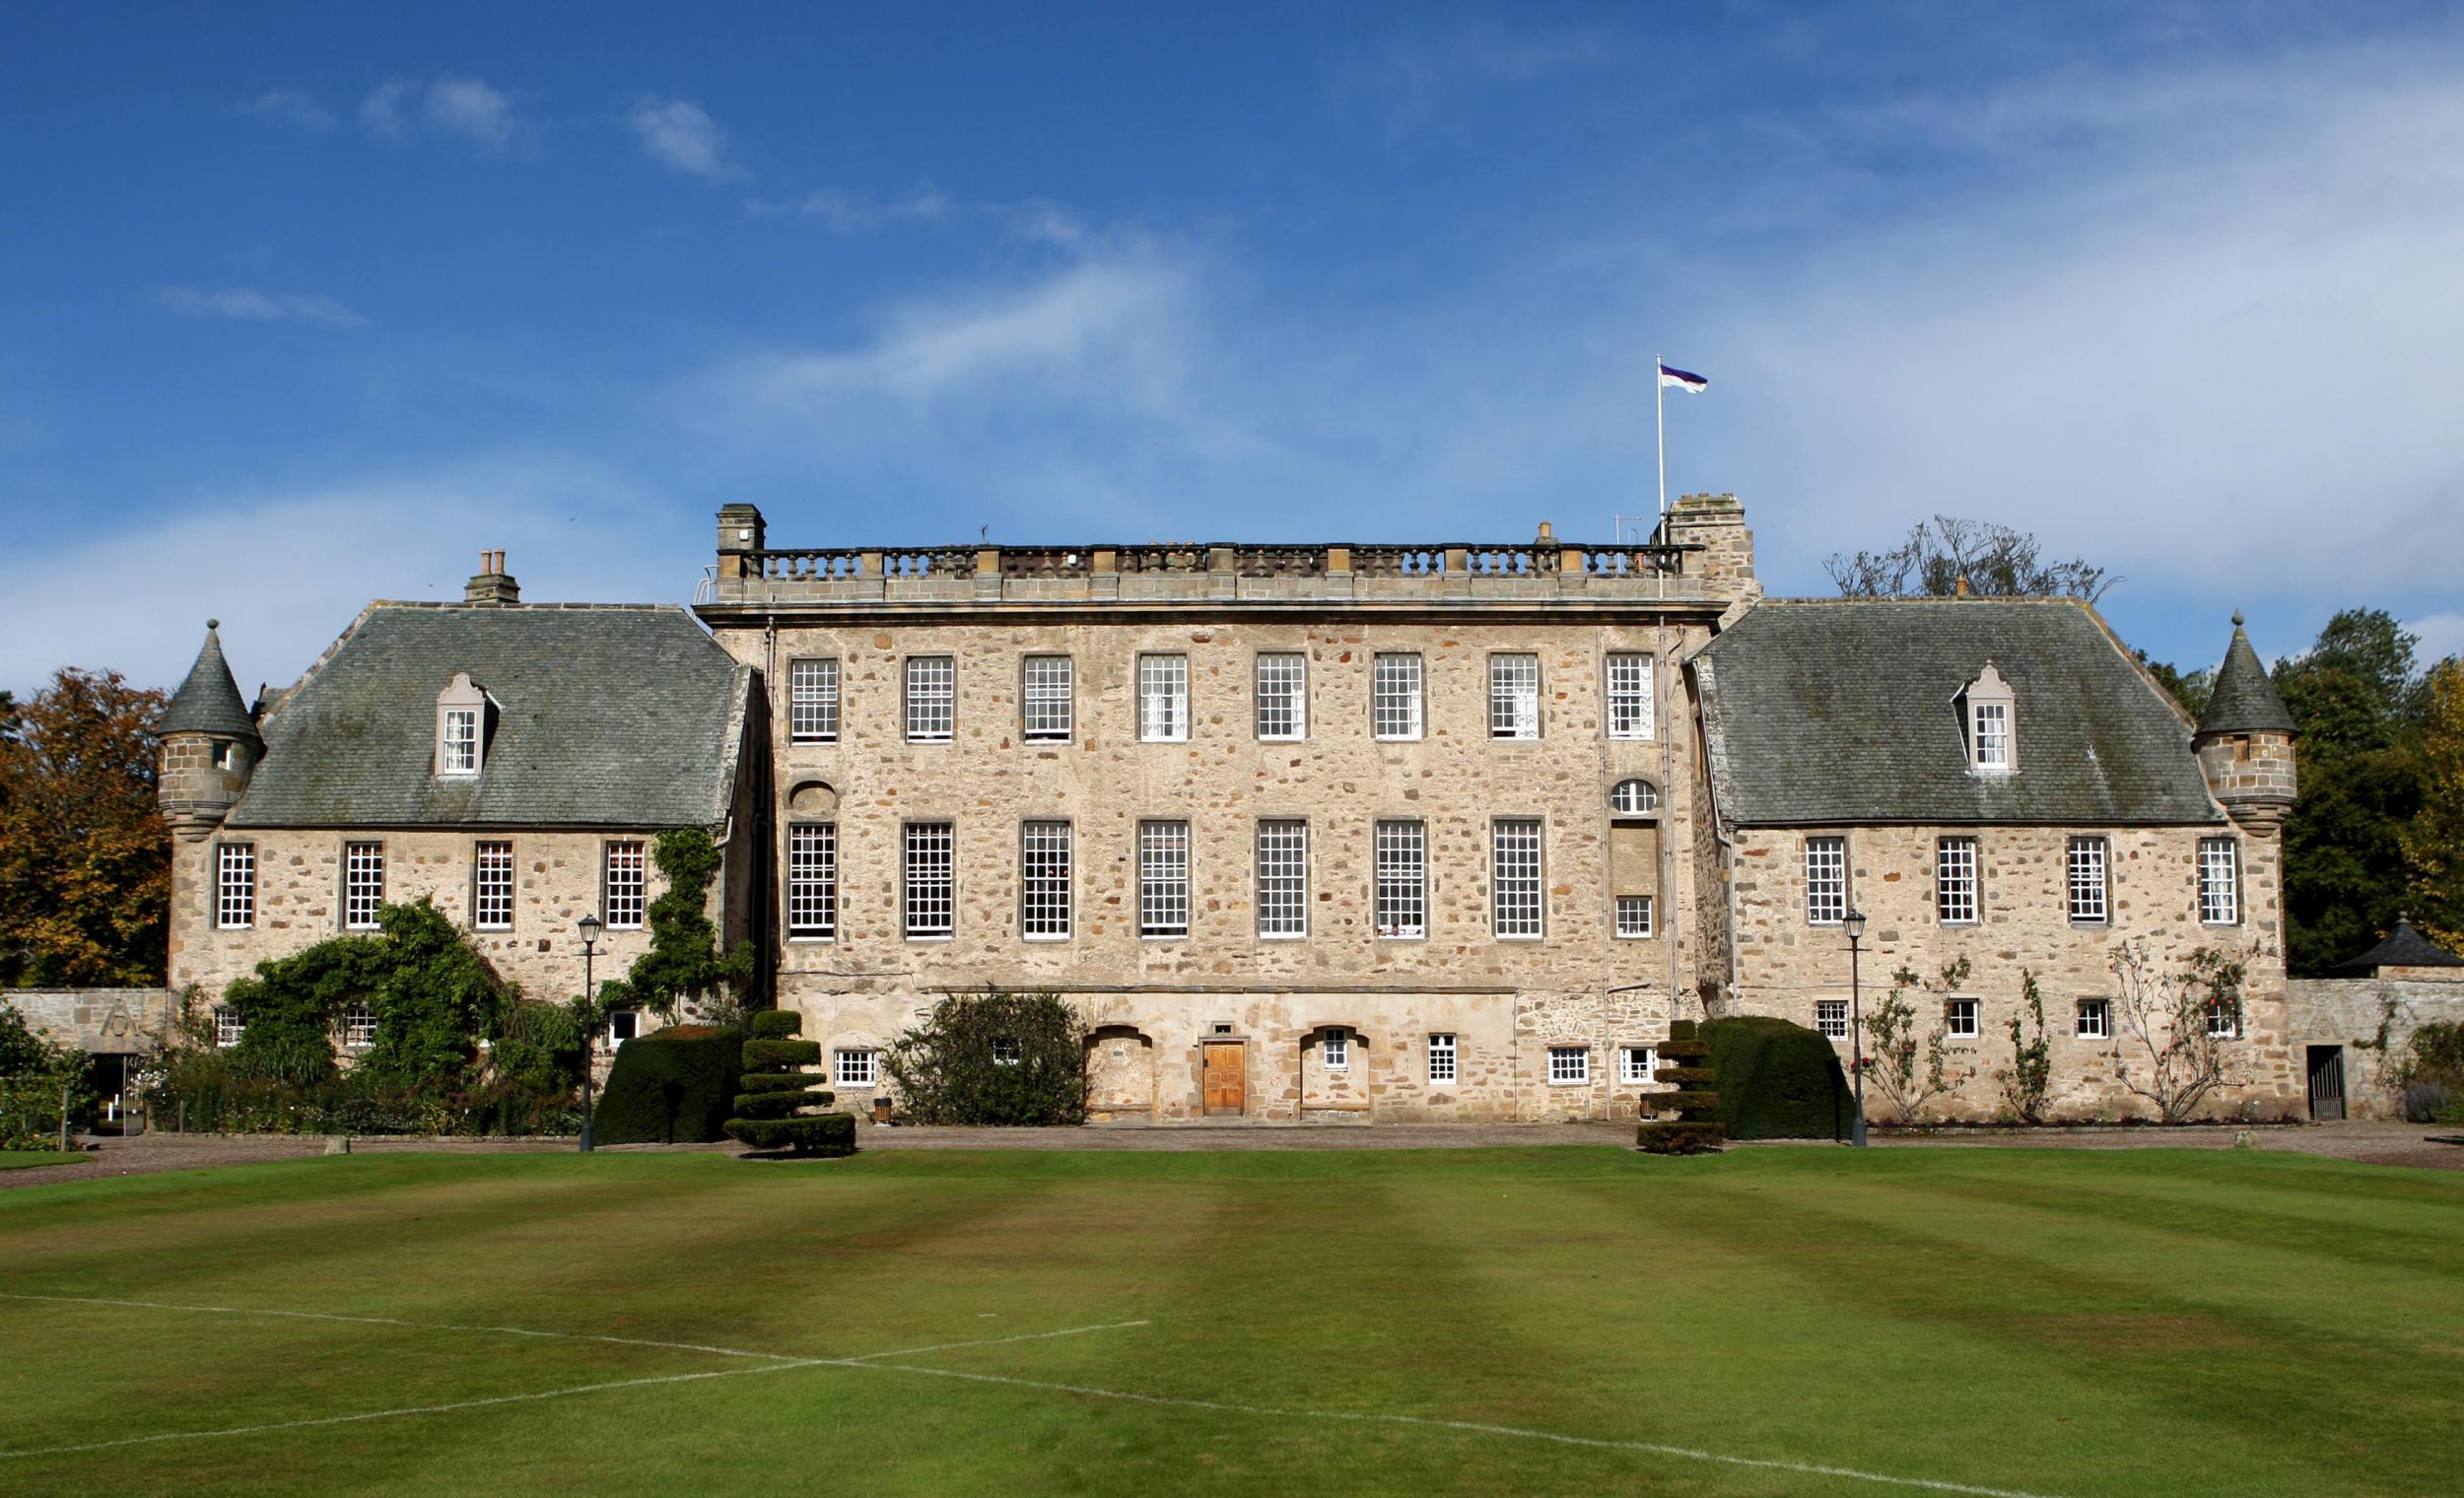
(1658, 363, 1708, 393)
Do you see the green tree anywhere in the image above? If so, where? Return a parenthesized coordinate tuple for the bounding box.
(2275, 609, 2431, 975)
(0, 669, 171, 986)
(2403, 659, 2464, 953)
(2135, 653, 2213, 722)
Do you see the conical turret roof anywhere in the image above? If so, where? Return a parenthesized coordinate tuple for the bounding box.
(2329, 917, 2462, 975)
(160, 621, 259, 741)
(2197, 613, 2294, 736)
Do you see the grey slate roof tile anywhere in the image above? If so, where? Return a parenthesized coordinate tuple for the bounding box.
(1692, 599, 2224, 827)
(2329, 917, 2463, 974)
(2197, 615, 2296, 736)
(227, 604, 745, 829)
(160, 623, 260, 740)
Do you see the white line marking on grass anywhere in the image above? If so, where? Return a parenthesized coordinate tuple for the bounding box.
(0, 1319, 1151, 1463)
(852, 1362, 2070, 1498)
(841, 1320, 1149, 1361)
(0, 1291, 793, 1362)
(0, 1359, 826, 1460)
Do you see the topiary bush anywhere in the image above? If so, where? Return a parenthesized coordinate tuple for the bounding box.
(724, 1010, 855, 1157)
(592, 1025, 744, 1144)
(1701, 1015, 1849, 1141)
(1636, 1020, 1725, 1154)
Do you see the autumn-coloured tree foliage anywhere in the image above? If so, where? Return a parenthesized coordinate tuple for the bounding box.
(0, 669, 171, 987)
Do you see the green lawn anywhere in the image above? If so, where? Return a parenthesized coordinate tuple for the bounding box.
(0, 1150, 80, 1170)
(2, 1147, 2456, 1497)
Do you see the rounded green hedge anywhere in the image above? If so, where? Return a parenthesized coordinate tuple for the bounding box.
(592, 1026, 745, 1144)
(1701, 1015, 1848, 1141)
(749, 1010, 803, 1040)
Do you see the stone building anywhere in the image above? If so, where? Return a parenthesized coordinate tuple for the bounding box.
(1693, 602, 2299, 1120)
(151, 496, 2305, 1123)
(158, 556, 766, 1057)
(690, 495, 2301, 1122)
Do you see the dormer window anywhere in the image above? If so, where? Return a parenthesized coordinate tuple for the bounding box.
(436, 672, 491, 779)
(1960, 662, 2017, 774)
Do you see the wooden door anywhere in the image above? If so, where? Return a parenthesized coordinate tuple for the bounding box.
(1202, 1043, 1246, 1118)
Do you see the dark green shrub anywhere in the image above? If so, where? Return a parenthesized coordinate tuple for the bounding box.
(1700, 1015, 1849, 1141)
(2395, 1021, 2464, 1088)
(729, 1113, 856, 1155)
(882, 987, 1088, 1125)
(593, 1025, 744, 1144)
(724, 1011, 854, 1158)
(735, 1072, 812, 1094)
(742, 1038, 822, 1070)
(1637, 1022, 1726, 1154)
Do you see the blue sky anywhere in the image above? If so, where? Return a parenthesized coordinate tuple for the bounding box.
(5, 1, 2461, 698)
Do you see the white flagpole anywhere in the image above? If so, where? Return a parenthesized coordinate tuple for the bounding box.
(1655, 354, 1668, 520)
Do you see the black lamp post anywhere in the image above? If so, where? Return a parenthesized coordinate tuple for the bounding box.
(578, 913, 602, 1153)
(1845, 908, 1869, 1148)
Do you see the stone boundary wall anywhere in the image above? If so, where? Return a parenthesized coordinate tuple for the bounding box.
(2284, 977, 2464, 1119)
(3, 988, 176, 1055)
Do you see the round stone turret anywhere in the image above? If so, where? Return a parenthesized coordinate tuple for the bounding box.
(2193, 611, 2296, 830)
(159, 620, 261, 841)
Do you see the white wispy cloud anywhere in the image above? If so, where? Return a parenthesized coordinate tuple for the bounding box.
(361, 75, 520, 151)
(2410, 612, 2464, 668)
(0, 459, 682, 696)
(232, 89, 334, 130)
(628, 96, 744, 182)
(719, 251, 1197, 410)
(1708, 42, 2464, 604)
(149, 285, 370, 328)
(746, 183, 1083, 245)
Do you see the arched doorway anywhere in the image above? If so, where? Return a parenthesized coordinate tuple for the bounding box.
(1085, 1025, 1157, 1122)
(1300, 1023, 1372, 1121)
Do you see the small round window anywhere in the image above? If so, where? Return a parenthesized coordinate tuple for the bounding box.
(1610, 779, 1659, 816)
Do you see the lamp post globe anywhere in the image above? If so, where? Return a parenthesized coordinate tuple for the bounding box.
(578, 915, 602, 1153)
(1844, 909, 1869, 1148)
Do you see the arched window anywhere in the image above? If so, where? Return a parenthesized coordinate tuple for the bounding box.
(1609, 779, 1660, 816)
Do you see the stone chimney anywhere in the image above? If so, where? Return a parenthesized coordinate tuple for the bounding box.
(718, 503, 767, 579)
(1659, 493, 1760, 613)
(463, 550, 520, 606)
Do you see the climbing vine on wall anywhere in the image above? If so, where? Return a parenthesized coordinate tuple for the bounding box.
(596, 828, 755, 1023)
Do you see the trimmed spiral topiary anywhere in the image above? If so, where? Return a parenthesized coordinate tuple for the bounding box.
(1637, 1020, 1727, 1154)
(723, 1010, 855, 1158)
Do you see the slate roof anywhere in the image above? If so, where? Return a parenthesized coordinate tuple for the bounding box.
(1692, 599, 2224, 827)
(228, 604, 748, 829)
(2329, 918, 2464, 975)
(159, 622, 260, 741)
(2197, 614, 2296, 736)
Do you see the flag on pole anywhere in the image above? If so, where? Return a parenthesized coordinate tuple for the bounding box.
(1658, 363, 1708, 392)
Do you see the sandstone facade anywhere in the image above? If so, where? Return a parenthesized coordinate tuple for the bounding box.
(138, 494, 2319, 1126)
(1722, 822, 2298, 1120)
